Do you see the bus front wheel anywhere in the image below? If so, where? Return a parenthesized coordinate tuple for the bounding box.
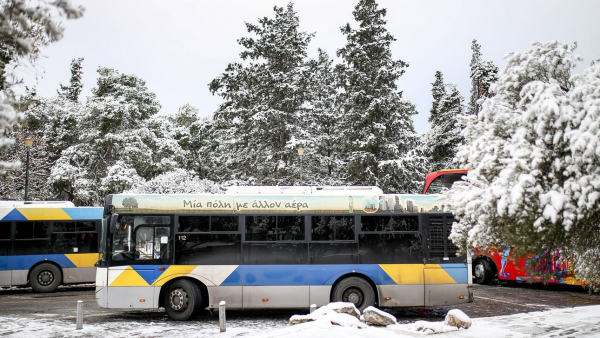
(473, 259, 493, 284)
(30, 263, 62, 293)
(332, 277, 375, 311)
(164, 279, 202, 321)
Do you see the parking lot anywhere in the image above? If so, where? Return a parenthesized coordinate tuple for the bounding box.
(1, 282, 599, 325)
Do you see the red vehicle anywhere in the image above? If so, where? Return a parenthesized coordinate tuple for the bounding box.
(424, 169, 581, 285)
(423, 169, 469, 195)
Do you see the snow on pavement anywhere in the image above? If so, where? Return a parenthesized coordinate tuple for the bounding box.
(1, 305, 600, 338)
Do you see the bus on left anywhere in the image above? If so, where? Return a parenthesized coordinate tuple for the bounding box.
(0, 201, 103, 292)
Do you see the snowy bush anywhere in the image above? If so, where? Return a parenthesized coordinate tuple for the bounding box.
(447, 41, 600, 285)
(126, 169, 222, 194)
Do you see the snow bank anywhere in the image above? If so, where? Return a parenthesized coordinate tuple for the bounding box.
(290, 302, 366, 329)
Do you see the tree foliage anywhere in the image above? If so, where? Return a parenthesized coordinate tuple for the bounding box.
(424, 71, 464, 171)
(0, 0, 83, 176)
(336, 0, 421, 192)
(467, 39, 498, 116)
(209, 3, 313, 185)
(58, 57, 84, 102)
(447, 41, 600, 285)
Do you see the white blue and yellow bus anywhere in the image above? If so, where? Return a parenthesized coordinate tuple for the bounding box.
(0, 201, 103, 292)
(96, 186, 473, 320)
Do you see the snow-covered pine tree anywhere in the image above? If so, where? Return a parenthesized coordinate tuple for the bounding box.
(50, 68, 164, 205)
(447, 41, 600, 285)
(126, 168, 222, 194)
(24, 93, 84, 163)
(0, 0, 83, 176)
(467, 39, 498, 115)
(57, 57, 84, 102)
(0, 133, 53, 200)
(297, 49, 345, 185)
(336, 0, 421, 193)
(430, 71, 445, 118)
(209, 3, 313, 185)
(424, 71, 464, 171)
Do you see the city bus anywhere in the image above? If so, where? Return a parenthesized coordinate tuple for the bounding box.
(0, 201, 103, 292)
(423, 169, 581, 286)
(95, 186, 473, 320)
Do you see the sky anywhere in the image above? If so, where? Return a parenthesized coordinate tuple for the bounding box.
(18, 0, 600, 133)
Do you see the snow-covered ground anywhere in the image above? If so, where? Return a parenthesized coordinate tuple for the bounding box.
(1, 304, 599, 338)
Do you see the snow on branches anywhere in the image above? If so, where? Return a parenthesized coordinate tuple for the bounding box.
(447, 41, 600, 284)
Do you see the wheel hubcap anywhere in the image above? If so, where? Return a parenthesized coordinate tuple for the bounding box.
(169, 288, 188, 311)
(475, 264, 484, 278)
(38, 271, 54, 286)
(342, 287, 363, 307)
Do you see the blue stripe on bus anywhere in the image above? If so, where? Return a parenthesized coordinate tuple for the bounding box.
(1, 209, 27, 221)
(63, 208, 104, 220)
(0, 254, 78, 271)
(221, 265, 396, 286)
(129, 265, 168, 285)
(440, 263, 469, 284)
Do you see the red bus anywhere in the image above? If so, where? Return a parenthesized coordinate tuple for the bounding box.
(423, 169, 580, 285)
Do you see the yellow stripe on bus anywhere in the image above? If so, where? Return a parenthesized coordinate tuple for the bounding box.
(380, 264, 425, 284)
(424, 264, 457, 284)
(153, 265, 197, 286)
(109, 266, 150, 287)
(17, 208, 72, 221)
(65, 253, 98, 268)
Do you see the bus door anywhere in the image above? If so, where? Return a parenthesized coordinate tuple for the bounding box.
(108, 215, 173, 308)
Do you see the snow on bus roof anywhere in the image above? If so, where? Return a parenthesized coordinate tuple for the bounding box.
(224, 186, 384, 195)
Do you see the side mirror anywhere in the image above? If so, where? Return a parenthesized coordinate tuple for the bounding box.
(110, 213, 119, 233)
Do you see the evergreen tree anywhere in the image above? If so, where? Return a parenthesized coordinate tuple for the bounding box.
(430, 71, 445, 118)
(209, 3, 313, 185)
(336, 0, 420, 192)
(467, 39, 498, 115)
(58, 57, 84, 102)
(0, 0, 83, 176)
(424, 71, 464, 171)
(50, 68, 164, 205)
(0, 133, 53, 200)
(299, 49, 344, 185)
(447, 41, 600, 285)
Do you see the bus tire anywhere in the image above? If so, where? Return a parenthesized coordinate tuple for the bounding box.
(30, 263, 62, 293)
(473, 259, 492, 285)
(332, 277, 375, 311)
(164, 279, 202, 321)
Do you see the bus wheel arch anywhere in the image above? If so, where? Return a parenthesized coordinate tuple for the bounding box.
(28, 262, 63, 293)
(473, 256, 497, 284)
(330, 273, 378, 311)
(159, 277, 207, 320)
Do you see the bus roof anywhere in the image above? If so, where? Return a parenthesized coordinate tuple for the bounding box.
(0, 203, 103, 221)
(224, 186, 384, 195)
(0, 201, 76, 208)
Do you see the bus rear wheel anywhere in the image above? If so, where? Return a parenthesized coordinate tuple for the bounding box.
(30, 263, 62, 293)
(332, 277, 375, 312)
(164, 279, 202, 321)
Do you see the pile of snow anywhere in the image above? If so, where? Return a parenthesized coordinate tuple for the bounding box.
(289, 303, 469, 333)
(289, 303, 366, 329)
(397, 309, 471, 335)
